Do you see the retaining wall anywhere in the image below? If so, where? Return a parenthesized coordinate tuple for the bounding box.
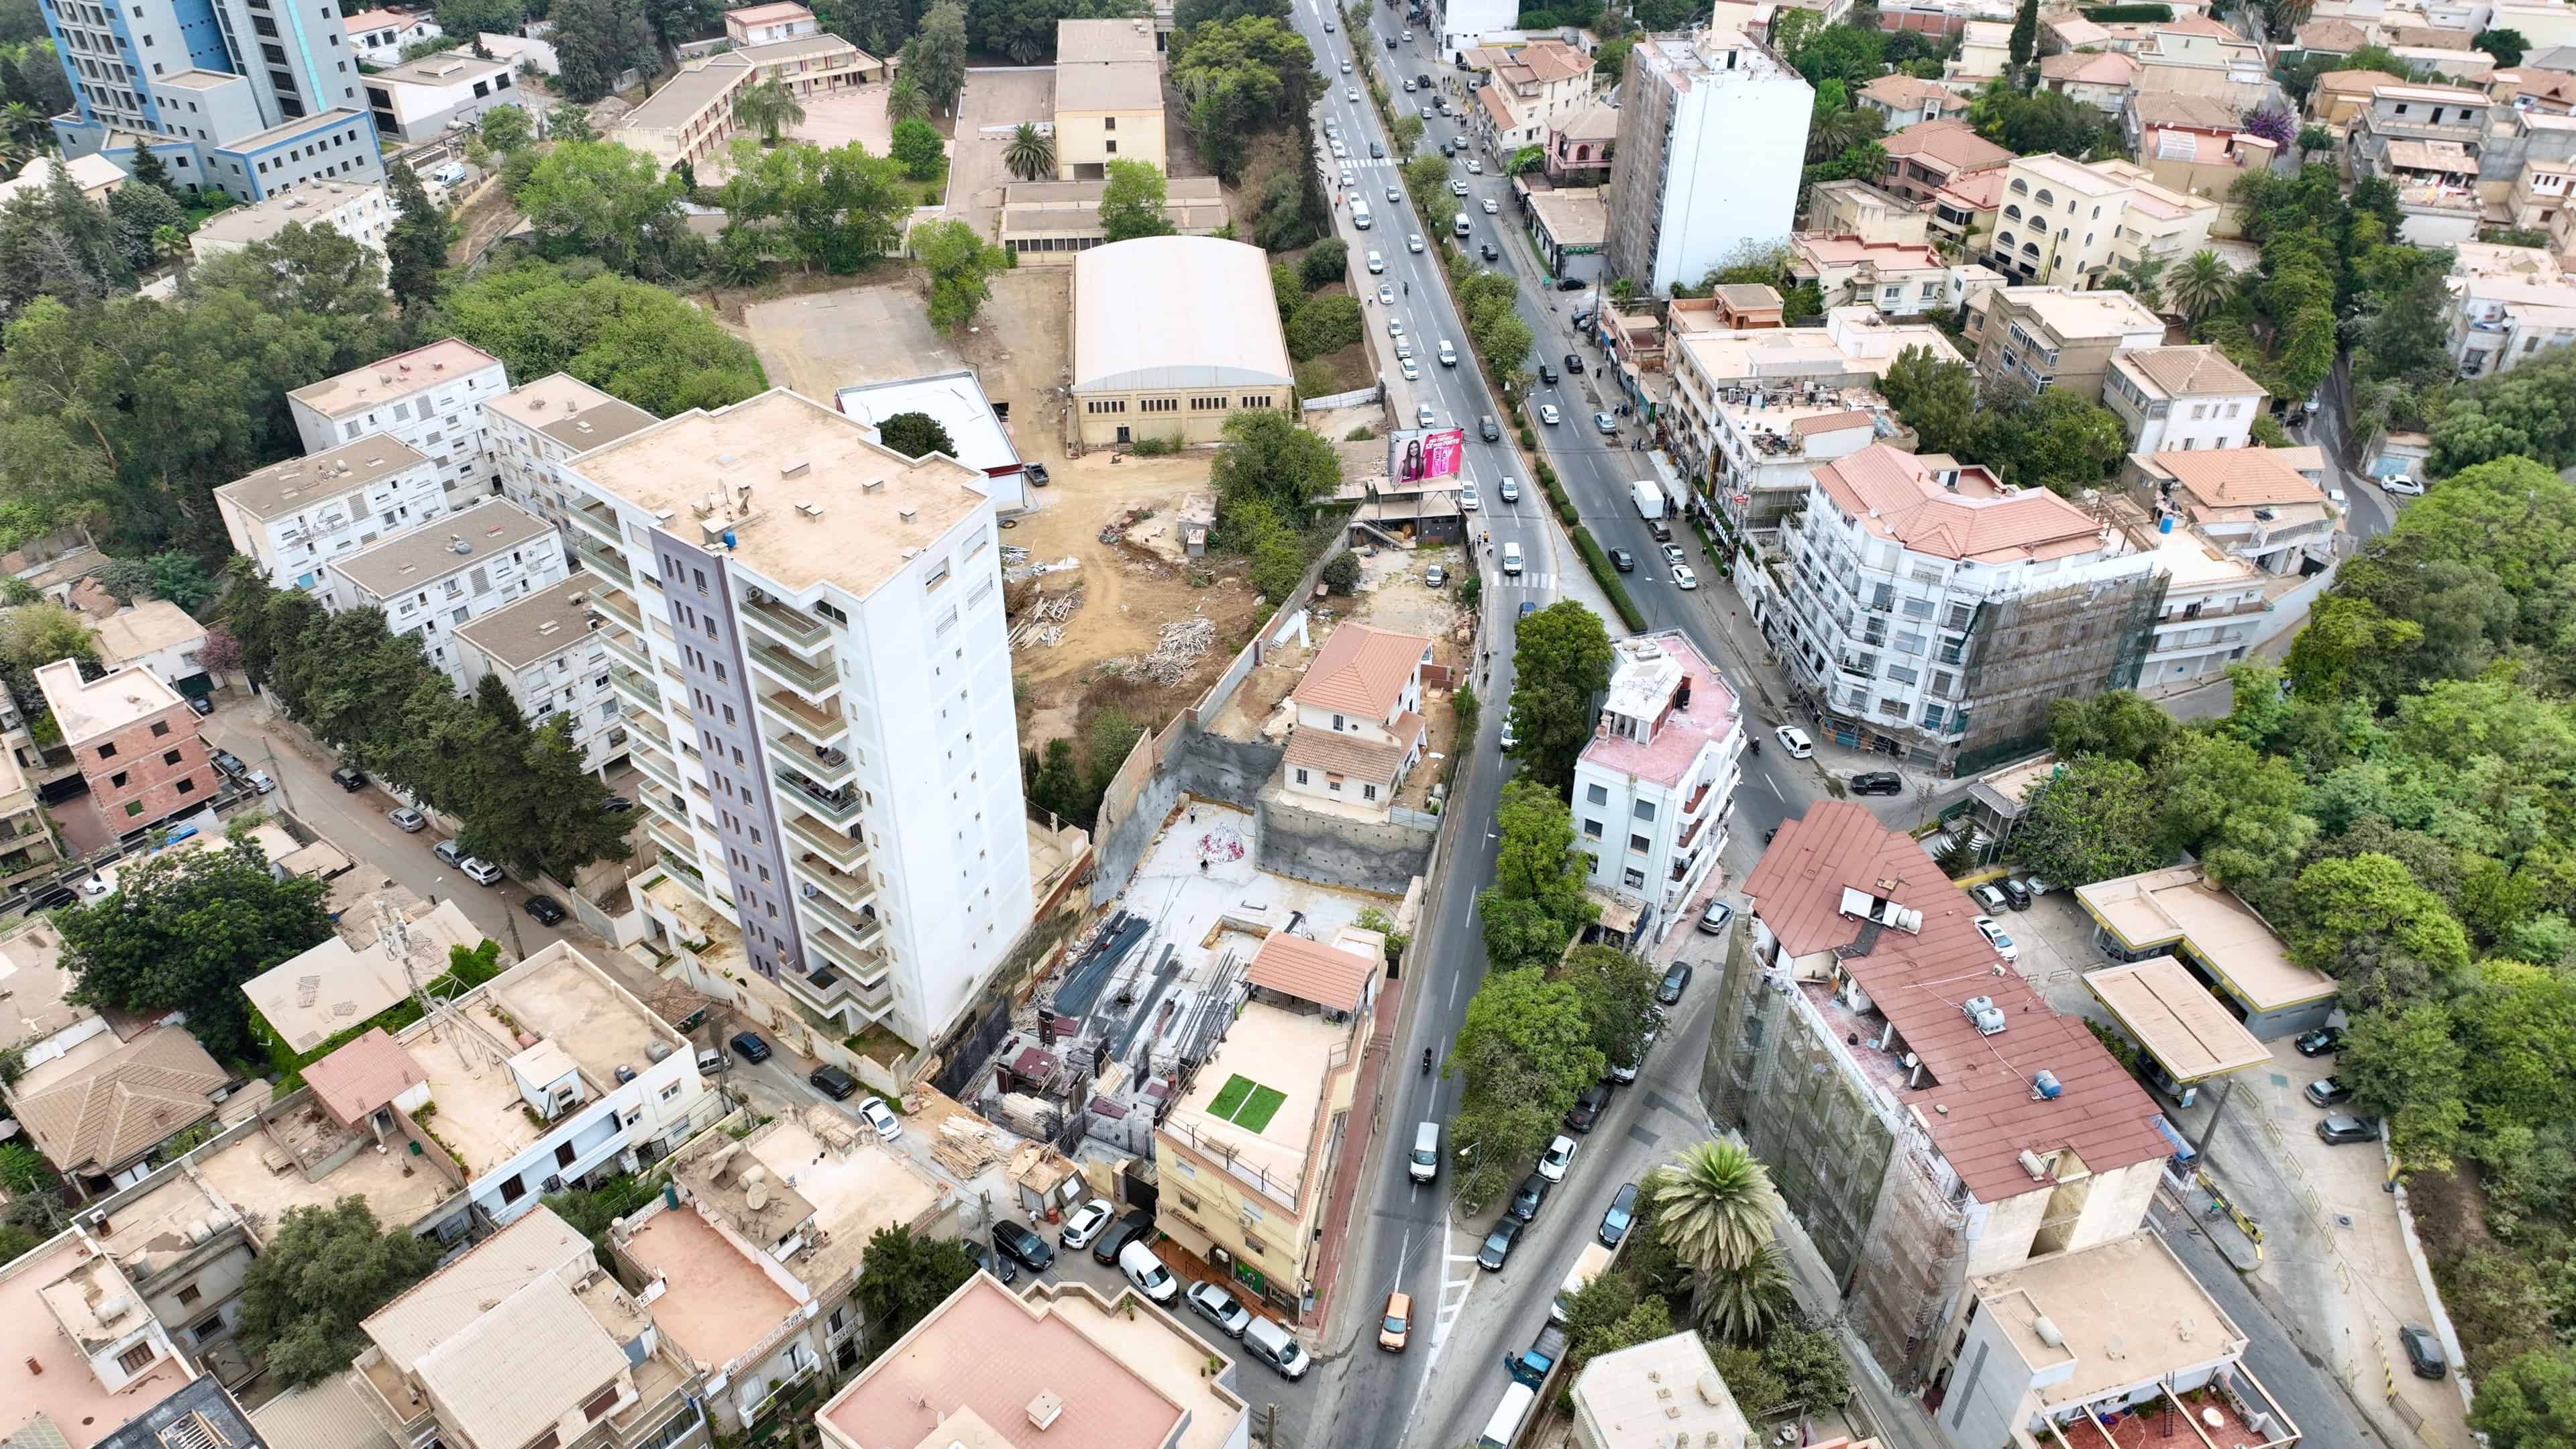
(1254, 787, 1432, 894)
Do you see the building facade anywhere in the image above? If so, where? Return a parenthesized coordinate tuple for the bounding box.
(215, 434, 446, 591)
(1055, 17, 1164, 180)
(1988, 153, 2218, 290)
(1967, 285, 2168, 400)
(1071, 236, 1294, 447)
(35, 661, 222, 829)
(321, 498, 569, 685)
(1570, 632, 1743, 935)
(1280, 622, 1431, 816)
(362, 50, 523, 142)
(1603, 29, 1811, 297)
(286, 338, 511, 508)
(189, 177, 390, 263)
(483, 372, 663, 533)
(2100, 346, 2267, 453)
(41, 0, 374, 171)
(451, 576, 626, 774)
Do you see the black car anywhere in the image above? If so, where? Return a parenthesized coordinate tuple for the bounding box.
(523, 894, 568, 926)
(2294, 1026, 2344, 1057)
(994, 1220, 1057, 1272)
(1094, 1210, 1155, 1265)
(730, 1030, 772, 1063)
(1384, 33, 1395, 46)
(1477, 1216, 1523, 1271)
(2316, 1114, 2379, 1145)
(2304, 1077, 2353, 1107)
(1850, 771, 1903, 796)
(1479, 415, 1501, 441)
(1506, 1172, 1550, 1224)
(1657, 961, 1693, 1006)
(1564, 1083, 1611, 1133)
(1564, 353, 1585, 374)
(1648, 519, 1672, 543)
(186, 696, 214, 716)
(964, 1237, 1018, 1285)
(810, 1064, 859, 1099)
(1998, 875, 2033, 910)
(600, 795, 633, 814)
(1369, 140, 1385, 157)
(1415, 73, 1430, 89)
(330, 765, 368, 792)
(1556, 277, 1585, 291)
(1609, 549, 1635, 573)
(1540, 364, 1558, 384)
(2399, 1325, 2447, 1380)
(1599, 1181, 1640, 1247)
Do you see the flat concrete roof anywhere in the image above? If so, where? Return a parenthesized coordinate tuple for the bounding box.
(483, 372, 659, 455)
(618, 54, 749, 131)
(1971, 1231, 2245, 1413)
(619, 1206, 796, 1371)
(219, 434, 433, 521)
(157, 68, 242, 91)
(2085, 956, 2273, 1081)
(195, 1097, 462, 1232)
(743, 1111, 951, 1293)
(193, 180, 383, 250)
(328, 499, 553, 600)
(34, 660, 185, 745)
(1572, 1332, 1754, 1447)
(1057, 58, 1162, 111)
(1163, 997, 1342, 1207)
(289, 337, 504, 420)
(1057, 16, 1160, 64)
(451, 575, 608, 670)
(834, 370, 1021, 476)
(368, 51, 511, 87)
(93, 602, 205, 668)
(219, 107, 377, 156)
(241, 898, 485, 1055)
(0, 918, 87, 1053)
(2076, 865, 2336, 1011)
(0, 1238, 191, 1449)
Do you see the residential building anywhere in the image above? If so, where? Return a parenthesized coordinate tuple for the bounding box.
(36, 660, 222, 830)
(1428, 0, 1521, 63)
(95, 1377, 271, 1449)
(560, 388, 1033, 1049)
(2101, 345, 2267, 453)
(1280, 621, 1432, 816)
(189, 178, 392, 264)
(0, 1232, 195, 1449)
(1932, 1232, 2299, 1447)
(2111, 448, 2330, 684)
(2502, 154, 2575, 234)
(608, 1175, 820, 1433)
(451, 576, 625, 773)
(286, 338, 511, 507)
(1603, 29, 1812, 297)
(816, 1274, 1251, 1449)
(2493, 64, 2576, 116)
(1967, 285, 2169, 400)
(4, 1024, 231, 1194)
(0, 151, 125, 204)
(1155, 926, 1381, 1321)
(342, 7, 440, 62)
(321, 498, 569, 684)
(1055, 17, 1165, 180)
(1757, 445, 2163, 768)
(239, 899, 486, 1056)
(1704, 802, 2178, 1380)
(1525, 184, 1607, 281)
(1571, 1332, 1756, 1449)
(92, 601, 212, 698)
(2131, 124, 2277, 211)
(2037, 46, 2141, 111)
(349, 1205, 710, 1449)
(833, 369, 1032, 513)
(2126, 446, 2330, 577)
(40, 0, 375, 180)
(88, 105, 384, 203)
(999, 174, 1229, 263)
(483, 372, 662, 531)
(78, 1157, 265, 1385)
(2347, 82, 2500, 243)
(2445, 241, 2576, 374)
(1880, 119, 2012, 249)
(1544, 101, 1617, 184)
(1857, 72, 1966, 127)
(1072, 237, 1293, 447)
(362, 51, 524, 143)
(1469, 39, 1594, 159)
(1789, 233, 1994, 316)
(1945, 18, 2013, 81)
(2105, 498, 2298, 688)
(0, 757, 66, 900)
(1988, 153, 2218, 290)
(608, 34, 887, 172)
(1803, 178, 1931, 247)
(1570, 632, 1744, 934)
(725, 1, 819, 44)
(216, 433, 447, 591)
(2304, 66, 2410, 127)
(2076, 865, 2339, 1040)
(2122, 91, 2253, 158)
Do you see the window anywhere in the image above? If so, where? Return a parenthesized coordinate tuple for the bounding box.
(1582, 817, 1603, 839)
(500, 1175, 527, 1203)
(97, 742, 117, 759)
(150, 720, 169, 737)
(1631, 800, 1656, 822)
(1586, 784, 1607, 805)
(116, 1344, 156, 1374)
(1294, 767, 1309, 785)
(125, 801, 144, 817)
(175, 777, 195, 795)
(1629, 833, 1652, 853)
(176, 1284, 201, 1305)
(1623, 867, 1646, 889)
(555, 1140, 578, 1167)
(110, 771, 128, 788)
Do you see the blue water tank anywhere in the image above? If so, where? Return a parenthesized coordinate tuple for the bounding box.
(2158, 514, 2174, 534)
(2033, 1069, 2064, 1099)
(722, 529, 738, 549)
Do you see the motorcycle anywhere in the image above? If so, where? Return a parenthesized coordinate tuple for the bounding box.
(1421, 1048, 1434, 1075)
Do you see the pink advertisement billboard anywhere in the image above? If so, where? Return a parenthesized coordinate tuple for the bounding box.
(1402, 428, 1466, 482)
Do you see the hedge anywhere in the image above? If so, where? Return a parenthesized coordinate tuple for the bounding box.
(2080, 3, 2172, 19)
(1536, 462, 1578, 525)
(1568, 525, 1649, 632)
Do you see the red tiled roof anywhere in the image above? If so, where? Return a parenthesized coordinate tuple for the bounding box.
(2148, 447, 2324, 511)
(1245, 932, 1377, 1014)
(1283, 727, 1407, 785)
(1884, 119, 2014, 175)
(1292, 622, 1430, 719)
(1743, 803, 2169, 1202)
(1810, 445, 2106, 564)
(305, 1026, 428, 1126)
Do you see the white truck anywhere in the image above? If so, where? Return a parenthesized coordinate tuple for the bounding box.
(1631, 479, 1665, 519)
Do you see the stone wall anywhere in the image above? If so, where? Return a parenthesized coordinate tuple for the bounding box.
(1254, 787, 1433, 894)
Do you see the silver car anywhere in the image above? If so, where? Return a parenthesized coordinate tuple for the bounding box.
(1187, 1280, 1252, 1338)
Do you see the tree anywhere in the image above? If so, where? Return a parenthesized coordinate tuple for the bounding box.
(1097, 157, 1175, 241)
(2473, 28, 2528, 66)
(715, 137, 912, 273)
(1972, 80, 2107, 158)
(547, 101, 600, 142)
(1285, 291, 1360, 360)
(382, 160, 448, 313)
(2339, 1001, 2467, 1170)
(1649, 1140, 1784, 1332)
(885, 70, 930, 122)
(1983, 383, 2127, 494)
(476, 101, 533, 154)
(1210, 407, 1338, 517)
(126, 141, 173, 195)
(436, 0, 526, 40)
(733, 78, 809, 146)
(1298, 236, 1346, 290)
(889, 115, 944, 179)
(2238, 103, 2295, 150)
(2047, 690, 2173, 765)
(237, 1197, 441, 1389)
(104, 179, 185, 272)
(1319, 547, 1360, 594)
(1562, 943, 1659, 1071)
(551, 0, 655, 102)
(2294, 123, 2330, 158)
(2007, 0, 2037, 68)
(1876, 344, 1978, 456)
(516, 141, 698, 278)
(876, 410, 957, 458)
(1452, 966, 1603, 1203)
(441, 260, 765, 414)
(2152, 733, 2316, 890)
(1489, 779, 1595, 936)
(144, 551, 213, 610)
(901, 0, 969, 112)
(1699, 1244, 1796, 1342)
(1003, 121, 1055, 180)
(2165, 249, 2233, 321)
(2012, 755, 2166, 885)
(2473, 1347, 2576, 1449)
(1509, 600, 1613, 792)
(1761, 1321, 1853, 1410)
(910, 217, 1006, 331)
(1391, 112, 1426, 156)
(60, 843, 333, 1062)
(1170, 14, 1316, 180)
(855, 1224, 978, 1346)
(1479, 892, 1572, 973)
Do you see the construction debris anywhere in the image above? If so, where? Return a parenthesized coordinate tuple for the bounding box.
(1102, 613, 1216, 685)
(931, 1116, 1005, 1179)
(1007, 586, 1089, 651)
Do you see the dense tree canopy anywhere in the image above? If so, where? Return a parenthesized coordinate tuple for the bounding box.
(1509, 600, 1614, 792)
(238, 1197, 442, 1388)
(438, 259, 765, 415)
(60, 845, 334, 1063)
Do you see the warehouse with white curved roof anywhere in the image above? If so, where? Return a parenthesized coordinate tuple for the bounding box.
(1070, 235, 1295, 447)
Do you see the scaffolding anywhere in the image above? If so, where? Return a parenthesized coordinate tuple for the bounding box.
(1950, 568, 2167, 775)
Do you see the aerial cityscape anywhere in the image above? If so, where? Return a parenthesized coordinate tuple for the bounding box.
(0, 0, 2571, 1446)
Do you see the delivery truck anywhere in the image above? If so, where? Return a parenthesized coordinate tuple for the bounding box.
(1631, 480, 1665, 519)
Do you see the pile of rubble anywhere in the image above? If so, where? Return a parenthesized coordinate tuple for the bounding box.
(1106, 613, 1216, 685)
(930, 1116, 1006, 1179)
(1008, 586, 1087, 650)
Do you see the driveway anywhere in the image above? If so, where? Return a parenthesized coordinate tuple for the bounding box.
(947, 67, 1056, 240)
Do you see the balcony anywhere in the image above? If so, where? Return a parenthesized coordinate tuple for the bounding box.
(747, 639, 839, 703)
(623, 706, 670, 751)
(796, 864, 879, 934)
(764, 722, 857, 789)
(599, 621, 651, 674)
(631, 745, 686, 800)
(589, 586, 643, 634)
(569, 498, 621, 545)
(784, 810, 870, 871)
(757, 686, 848, 746)
(573, 533, 633, 588)
(777, 956, 892, 1019)
(739, 590, 833, 651)
(801, 900, 885, 963)
(792, 848, 875, 912)
(608, 664, 661, 712)
(775, 765, 863, 823)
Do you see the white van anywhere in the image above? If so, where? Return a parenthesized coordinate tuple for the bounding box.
(1437, 339, 1458, 368)
(1354, 200, 1374, 230)
(1366, 248, 1385, 274)
(1477, 1382, 1538, 1449)
(1501, 541, 1523, 576)
(1409, 1122, 1441, 1183)
(1552, 1242, 1615, 1324)
(1454, 211, 1472, 237)
(1118, 1240, 1179, 1303)
(1243, 1316, 1310, 1380)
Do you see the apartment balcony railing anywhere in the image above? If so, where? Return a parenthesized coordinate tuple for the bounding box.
(572, 533, 633, 589)
(622, 706, 671, 751)
(569, 497, 621, 543)
(783, 810, 869, 871)
(764, 722, 857, 790)
(630, 737, 686, 795)
(792, 849, 875, 913)
(775, 765, 863, 823)
(801, 902, 885, 965)
(747, 639, 839, 703)
(777, 955, 892, 1018)
(738, 590, 833, 649)
(598, 621, 651, 674)
(608, 664, 661, 712)
(757, 686, 848, 747)
(588, 585, 643, 634)
(797, 871, 880, 938)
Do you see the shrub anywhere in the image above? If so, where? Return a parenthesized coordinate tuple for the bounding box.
(1128, 433, 1184, 456)
(1321, 549, 1362, 594)
(1568, 526, 1648, 631)
(1300, 237, 1350, 290)
(1345, 424, 1377, 441)
(1287, 293, 1364, 361)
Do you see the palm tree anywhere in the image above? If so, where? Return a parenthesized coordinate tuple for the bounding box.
(885, 73, 929, 124)
(2166, 249, 2235, 321)
(150, 223, 191, 282)
(1698, 1242, 1797, 1342)
(1805, 105, 1880, 164)
(1, 101, 44, 152)
(1004, 122, 1055, 181)
(2112, 252, 2169, 311)
(732, 79, 806, 146)
(1648, 1140, 1784, 1324)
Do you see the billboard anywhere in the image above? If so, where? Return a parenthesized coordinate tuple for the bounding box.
(1403, 428, 1466, 482)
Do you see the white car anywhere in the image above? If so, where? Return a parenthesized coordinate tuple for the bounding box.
(1346, 87, 1359, 101)
(1386, 185, 1401, 203)
(1377, 283, 1394, 304)
(427, 162, 468, 186)
(1460, 485, 1480, 511)
(1671, 564, 1699, 590)
(1498, 478, 1519, 502)
(1407, 233, 1425, 253)
(1593, 411, 1618, 435)
(1366, 250, 1384, 274)
(1660, 543, 1685, 567)
(1059, 1197, 1115, 1249)
(1974, 915, 2021, 963)
(244, 769, 277, 794)
(1400, 358, 1421, 380)
(1450, 180, 1470, 197)
(2382, 474, 2425, 496)
(1323, 15, 1334, 28)
(1538, 404, 1560, 425)
(1539, 1134, 1576, 1181)
(855, 1095, 902, 1142)
(1387, 317, 1405, 336)
(1417, 402, 1436, 427)
(1465, 157, 1484, 174)
(1774, 725, 1815, 758)
(1339, 58, 1351, 72)
(460, 856, 504, 885)
(1482, 197, 1499, 214)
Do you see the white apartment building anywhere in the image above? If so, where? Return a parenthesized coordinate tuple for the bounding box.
(189, 179, 392, 265)
(2446, 242, 2576, 375)
(1280, 622, 1432, 817)
(342, 7, 441, 63)
(451, 576, 625, 773)
(1430, 0, 1521, 63)
(1603, 30, 1811, 297)
(1760, 445, 2165, 768)
(362, 51, 527, 144)
(484, 372, 663, 533)
(1788, 232, 2002, 317)
(215, 434, 447, 591)
(1990, 153, 2218, 290)
(559, 388, 1032, 1049)
(286, 338, 511, 509)
(322, 498, 569, 683)
(2101, 346, 2268, 453)
(1571, 631, 1745, 935)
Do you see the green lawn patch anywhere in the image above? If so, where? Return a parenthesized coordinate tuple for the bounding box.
(1209, 1074, 1254, 1118)
(1207, 1074, 1288, 1131)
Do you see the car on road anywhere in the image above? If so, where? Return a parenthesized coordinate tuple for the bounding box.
(1698, 899, 1734, 935)
(1656, 961, 1693, 1005)
(2316, 1114, 2380, 1146)
(389, 806, 427, 833)
(523, 894, 567, 926)
(1460, 484, 1479, 511)
(1426, 564, 1447, 588)
(1322, 15, 1332, 28)
(1407, 232, 1424, 252)
(1378, 1290, 1412, 1351)
(1188, 1281, 1253, 1338)
(1385, 32, 1396, 46)
(1661, 543, 1685, 568)
(1093, 1209, 1152, 1265)
(330, 764, 368, 791)
(1609, 548, 1635, 572)
(1671, 564, 1699, 590)
(2304, 1077, 2353, 1107)
(1386, 184, 1401, 203)
(809, 1063, 859, 1100)
(1538, 404, 1559, 425)
(1479, 242, 1498, 262)
(1593, 411, 1617, 435)
(433, 838, 465, 866)
(1479, 415, 1500, 441)
(1417, 402, 1436, 427)
(1401, 28, 1412, 38)
(1599, 1181, 1640, 1246)
(460, 857, 504, 885)
(1339, 58, 1351, 71)
(1974, 915, 2019, 962)
(1377, 284, 1394, 304)
(1517, 601, 1537, 619)
(1477, 1216, 1523, 1270)
(1564, 1083, 1611, 1132)
(1368, 140, 1382, 156)
(1348, 88, 1361, 102)
(2399, 1326, 2447, 1380)
(1388, 316, 1405, 336)
(1507, 1171, 1550, 1222)
(1419, 105, 1432, 120)
(963, 1237, 1016, 1285)
(730, 1031, 771, 1063)
(1564, 353, 1585, 374)
(1499, 707, 1518, 751)
(1608, 1025, 1652, 1083)
(1774, 725, 1815, 758)
(995, 1220, 1056, 1272)
(2382, 475, 2425, 496)
(1059, 1197, 1114, 1250)
(1850, 771, 1903, 796)
(1538, 364, 1558, 384)
(1401, 358, 1420, 380)
(1539, 1134, 1578, 1181)
(2294, 1026, 2344, 1057)
(211, 748, 246, 776)
(1481, 197, 1499, 214)
(1450, 178, 1468, 196)
(857, 1095, 903, 1142)
(1498, 477, 1519, 502)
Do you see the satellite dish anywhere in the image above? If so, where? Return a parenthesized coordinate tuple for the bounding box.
(745, 1183, 769, 1212)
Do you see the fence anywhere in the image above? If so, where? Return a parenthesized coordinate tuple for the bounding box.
(1301, 384, 1383, 411)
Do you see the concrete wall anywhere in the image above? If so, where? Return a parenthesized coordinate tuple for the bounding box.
(1087, 721, 1285, 908)
(1254, 788, 1431, 894)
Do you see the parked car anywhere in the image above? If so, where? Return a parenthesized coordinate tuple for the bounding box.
(427, 162, 468, 186)
(330, 765, 368, 791)
(994, 1220, 1056, 1272)
(1187, 1280, 1253, 1337)
(1971, 881, 2010, 913)
(1094, 1210, 1154, 1265)
(2022, 874, 2056, 896)
(856, 1095, 902, 1142)
(1378, 1290, 1413, 1351)
(1059, 1197, 1115, 1250)
(2382, 475, 2425, 496)
(460, 857, 504, 885)
(1649, 519, 1672, 543)
(809, 1064, 859, 1100)
(1499, 707, 1519, 751)
(1671, 565, 1699, 590)
(1477, 1216, 1524, 1271)
(433, 839, 465, 866)
(1538, 404, 1560, 425)
(1459, 484, 1479, 511)
(1609, 549, 1635, 572)
(186, 696, 213, 717)
(1564, 353, 1585, 374)
(1656, 961, 1693, 1005)
(1564, 1083, 1611, 1133)
(2294, 1026, 2344, 1057)
(963, 1238, 1016, 1285)
(1119, 1240, 1179, 1303)
(1506, 1172, 1550, 1222)
(244, 769, 277, 795)
(211, 749, 246, 776)
(523, 894, 567, 926)
(1974, 915, 2019, 963)
(1538, 1134, 1577, 1182)
(2304, 1077, 2353, 1108)
(1998, 876, 2033, 911)
(1661, 543, 1686, 568)
(2399, 1326, 2447, 1380)
(1774, 725, 1815, 758)
(1599, 1181, 1640, 1247)
(1698, 900, 1734, 935)
(1593, 411, 1619, 435)
(389, 806, 428, 833)
(2316, 1114, 2380, 1146)
(1426, 564, 1447, 588)
(1517, 601, 1537, 619)
(1850, 771, 1903, 796)
(600, 796, 633, 814)
(730, 1031, 772, 1063)
(1608, 1026, 1652, 1083)
(1417, 402, 1436, 427)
